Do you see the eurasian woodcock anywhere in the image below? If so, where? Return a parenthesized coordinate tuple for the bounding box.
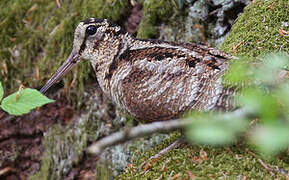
(40, 18, 235, 122)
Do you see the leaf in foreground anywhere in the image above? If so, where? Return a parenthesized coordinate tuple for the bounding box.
(186, 114, 247, 145)
(0, 88, 55, 116)
(251, 125, 289, 156)
(0, 82, 3, 101)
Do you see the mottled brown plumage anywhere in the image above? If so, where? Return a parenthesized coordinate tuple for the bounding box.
(40, 18, 236, 122)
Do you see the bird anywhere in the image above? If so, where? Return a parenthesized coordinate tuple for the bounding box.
(40, 18, 236, 122)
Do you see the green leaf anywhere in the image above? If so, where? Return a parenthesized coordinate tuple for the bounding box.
(255, 53, 289, 84)
(238, 88, 280, 123)
(251, 125, 289, 156)
(187, 124, 236, 145)
(186, 114, 247, 146)
(0, 88, 55, 116)
(223, 58, 254, 85)
(0, 82, 3, 102)
(276, 83, 289, 108)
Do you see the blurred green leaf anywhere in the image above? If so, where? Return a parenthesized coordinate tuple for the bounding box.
(251, 125, 289, 156)
(186, 114, 247, 146)
(187, 123, 236, 145)
(0, 88, 54, 116)
(238, 88, 280, 123)
(0, 82, 3, 102)
(275, 83, 289, 108)
(255, 53, 289, 84)
(224, 58, 254, 85)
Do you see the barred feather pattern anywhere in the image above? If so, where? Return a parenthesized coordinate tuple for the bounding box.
(213, 86, 239, 112)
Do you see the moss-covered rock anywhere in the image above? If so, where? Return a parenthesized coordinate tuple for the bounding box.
(30, 122, 89, 180)
(137, 0, 250, 47)
(221, 0, 289, 57)
(136, 0, 179, 39)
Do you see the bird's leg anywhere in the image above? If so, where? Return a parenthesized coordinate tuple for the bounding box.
(138, 138, 185, 170)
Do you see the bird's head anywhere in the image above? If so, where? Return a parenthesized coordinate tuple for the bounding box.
(40, 18, 125, 93)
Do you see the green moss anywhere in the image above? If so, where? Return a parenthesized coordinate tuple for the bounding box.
(117, 133, 289, 179)
(221, 0, 289, 57)
(137, 0, 180, 39)
(0, 0, 129, 98)
(137, 0, 212, 44)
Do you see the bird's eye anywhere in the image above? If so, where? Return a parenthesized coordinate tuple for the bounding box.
(86, 25, 97, 35)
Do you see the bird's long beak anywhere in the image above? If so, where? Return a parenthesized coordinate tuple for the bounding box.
(40, 49, 80, 94)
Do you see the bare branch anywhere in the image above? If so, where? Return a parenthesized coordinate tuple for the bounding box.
(87, 119, 190, 155)
(87, 107, 251, 155)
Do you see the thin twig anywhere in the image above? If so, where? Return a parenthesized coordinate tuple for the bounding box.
(87, 107, 251, 155)
(257, 159, 275, 176)
(87, 119, 189, 155)
(246, 148, 289, 177)
(139, 138, 184, 170)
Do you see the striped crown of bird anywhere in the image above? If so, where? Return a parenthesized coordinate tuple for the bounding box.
(40, 18, 235, 122)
